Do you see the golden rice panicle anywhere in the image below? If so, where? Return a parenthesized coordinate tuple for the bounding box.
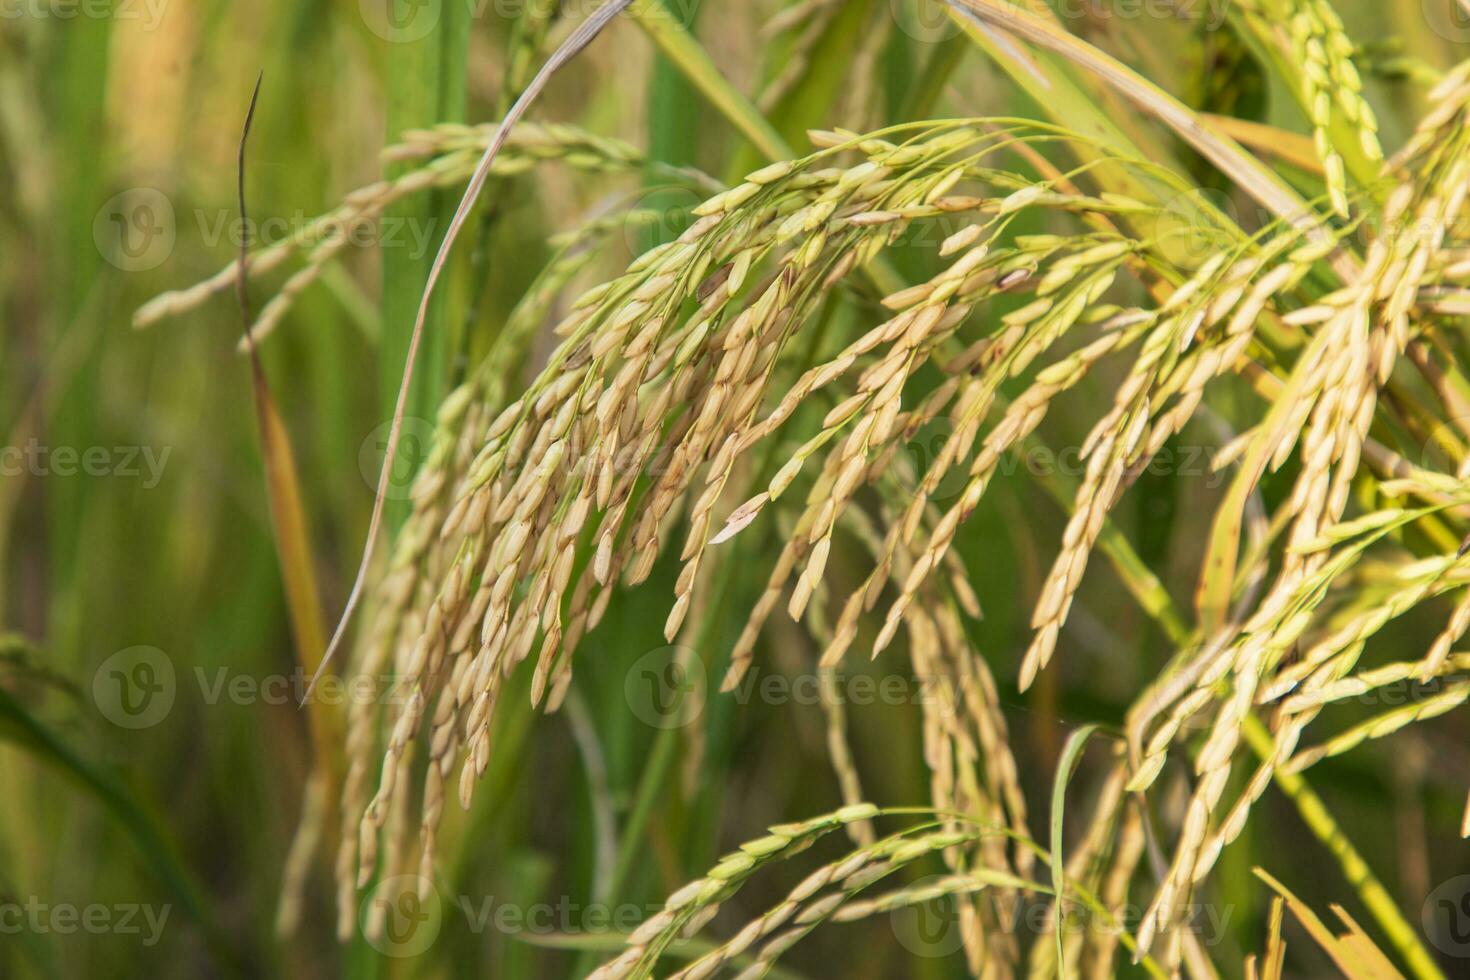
(1295, 16, 1351, 211)
(135, 123, 678, 336)
(1136, 105, 1470, 951)
(856, 246, 1145, 669)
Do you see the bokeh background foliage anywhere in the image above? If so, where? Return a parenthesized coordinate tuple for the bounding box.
(2, 0, 1469, 976)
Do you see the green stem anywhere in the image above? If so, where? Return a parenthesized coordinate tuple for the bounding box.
(381, 0, 471, 523)
(607, 721, 681, 896)
(627, 0, 793, 162)
(903, 34, 969, 120)
(577, 582, 731, 978)
(0, 688, 240, 974)
(1240, 717, 1447, 980)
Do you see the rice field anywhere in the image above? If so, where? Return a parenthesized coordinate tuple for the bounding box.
(4, 1, 1470, 977)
